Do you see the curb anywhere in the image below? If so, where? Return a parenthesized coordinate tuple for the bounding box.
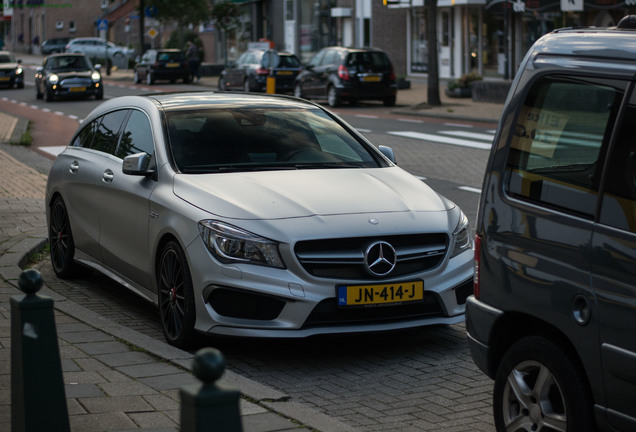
(2, 232, 359, 432)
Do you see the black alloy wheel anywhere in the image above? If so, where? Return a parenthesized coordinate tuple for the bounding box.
(49, 196, 79, 278)
(157, 240, 196, 348)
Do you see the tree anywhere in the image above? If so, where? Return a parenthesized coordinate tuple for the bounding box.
(210, 1, 241, 66)
(151, 0, 211, 26)
(426, 0, 441, 106)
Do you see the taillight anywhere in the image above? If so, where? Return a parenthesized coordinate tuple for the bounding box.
(389, 67, 396, 82)
(256, 67, 270, 75)
(338, 65, 350, 80)
(473, 235, 481, 299)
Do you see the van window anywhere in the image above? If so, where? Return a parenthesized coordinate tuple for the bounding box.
(505, 76, 624, 216)
(600, 91, 636, 233)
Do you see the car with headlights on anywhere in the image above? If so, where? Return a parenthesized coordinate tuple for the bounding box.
(0, 51, 24, 89)
(45, 92, 473, 348)
(35, 53, 103, 101)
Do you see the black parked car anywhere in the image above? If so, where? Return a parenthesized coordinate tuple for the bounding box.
(467, 16, 636, 432)
(41, 37, 72, 55)
(134, 48, 190, 85)
(218, 49, 301, 93)
(294, 47, 397, 107)
(35, 53, 103, 101)
(0, 51, 24, 89)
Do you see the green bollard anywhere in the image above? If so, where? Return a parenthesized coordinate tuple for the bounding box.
(11, 269, 70, 432)
(180, 347, 242, 432)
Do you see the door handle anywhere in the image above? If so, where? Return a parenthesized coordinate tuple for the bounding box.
(69, 161, 79, 173)
(102, 169, 114, 183)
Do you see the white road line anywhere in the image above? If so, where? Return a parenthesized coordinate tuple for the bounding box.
(355, 114, 379, 119)
(357, 128, 372, 133)
(398, 118, 424, 123)
(459, 186, 482, 194)
(38, 146, 66, 157)
(54, 111, 65, 116)
(443, 122, 473, 128)
(387, 131, 492, 150)
(441, 130, 495, 141)
(68, 115, 79, 120)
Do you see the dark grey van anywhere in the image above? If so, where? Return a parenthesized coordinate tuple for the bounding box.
(467, 17, 636, 432)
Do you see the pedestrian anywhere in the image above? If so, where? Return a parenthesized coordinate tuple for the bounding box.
(186, 40, 200, 84)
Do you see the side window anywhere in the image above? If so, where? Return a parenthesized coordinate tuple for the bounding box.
(321, 49, 337, 66)
(505, 76, 624, 217)
(309, 50, 325, 67)
(116, 110, 155, 159)
(90, 110, 129, 155)
(70, 120, 98, 148)
(599, 91, 636, 233)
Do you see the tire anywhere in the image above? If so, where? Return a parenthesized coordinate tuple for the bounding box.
(383, 95, 396, 107)
(49, 196, 80, 278)
(157, 240, 196, 348)
(134, 70, 141, 84)
(183, 75, 190, 84)
(95, 88, 104, 100)
(244, 78, 252, 92)
(146, 71, 154, 85)
(218, 77, 227, 91)
(17, 82, 24, 89)
(327, 85, 340, 107)
(36, 84, 43, 99)
(493, 336, 595, 432)
(45, 86, 54, 102)
(293, 83, 303, 99)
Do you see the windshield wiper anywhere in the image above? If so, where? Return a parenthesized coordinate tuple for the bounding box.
(292, 163, 362, 169)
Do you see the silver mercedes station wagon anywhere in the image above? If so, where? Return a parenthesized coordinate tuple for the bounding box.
(45, 92, 473, 348)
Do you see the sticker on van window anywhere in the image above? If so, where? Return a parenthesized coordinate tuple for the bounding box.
(511, 106, 568, 160)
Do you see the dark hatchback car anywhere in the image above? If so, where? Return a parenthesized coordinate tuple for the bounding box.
(134, 49, 190, 85)
(41, 37, 72, 55)
(0, 51, 24, 89)
(294, 47, 397, 107)
(35, 53, 103, 101)
(218, 49, 301, 93)
(467, 17, 636, 432)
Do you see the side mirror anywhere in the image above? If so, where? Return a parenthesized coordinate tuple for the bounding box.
(378, 145, 396, 164)
(36, 66, 43, 73)
(18, 59, 22, 64)
(123, 152, 154, 176)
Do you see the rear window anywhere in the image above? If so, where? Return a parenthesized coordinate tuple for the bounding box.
(158, 51, 184, 62)
(278, 55, 300, 68)
(346, 52, 391, 69)
(505, 76, 625, 217)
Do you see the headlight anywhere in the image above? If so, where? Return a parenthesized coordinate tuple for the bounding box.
(198, 220, 285, 269)
(16, 67, 23, 75)
(450, 211, 472, 258)
(91, 71, 101, 82)
(49, 74, 59, 84)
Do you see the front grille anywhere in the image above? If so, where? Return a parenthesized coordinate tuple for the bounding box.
(302, 291, 444, 328)
(295, 234, 448, 279)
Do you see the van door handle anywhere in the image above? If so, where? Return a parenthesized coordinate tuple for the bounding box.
(102, 169, 114, 183)
(69, 161, 79, 173)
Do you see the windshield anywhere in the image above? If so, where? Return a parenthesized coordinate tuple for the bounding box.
(166, 107, 384, 173)
(47, 56, 91, 71)
(0, 54, 16, 63)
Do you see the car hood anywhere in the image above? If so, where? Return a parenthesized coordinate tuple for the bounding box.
(173, 167, 450, 220)
(0, 63, 19, 70)
(53, 70, 94, 79)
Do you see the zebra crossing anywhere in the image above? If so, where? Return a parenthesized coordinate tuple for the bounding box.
(387, 129, 496, 150)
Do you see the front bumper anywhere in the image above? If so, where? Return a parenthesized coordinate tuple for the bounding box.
(186, 237, 473, 338)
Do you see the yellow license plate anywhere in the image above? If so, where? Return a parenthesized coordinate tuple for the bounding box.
(362, 75, 381, 82)
(0, 77, 10, 81)
(277, 70, 293, 75)
(166, 62, 180, 68)
(69, 87, 86, 92)
(338, 281, 424, 307)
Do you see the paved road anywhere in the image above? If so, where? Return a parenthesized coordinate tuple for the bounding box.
(1, 67, 497, 430)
